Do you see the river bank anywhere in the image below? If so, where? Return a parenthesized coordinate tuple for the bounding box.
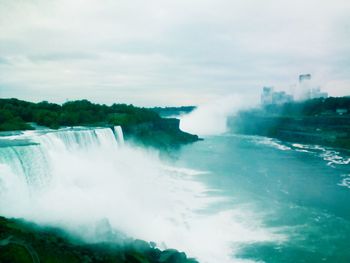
(229, 97, 350, 150)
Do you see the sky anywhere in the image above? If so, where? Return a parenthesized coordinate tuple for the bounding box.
(0, 0, 349, 106)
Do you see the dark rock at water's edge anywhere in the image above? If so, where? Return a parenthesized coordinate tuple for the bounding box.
(0, 216, 199, 263)
(0, 98, 200, 149)
(229, 97, 350, 150)
(123, 117, 200, 149)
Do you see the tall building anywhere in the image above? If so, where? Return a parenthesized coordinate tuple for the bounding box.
(308, 87, 328, 99)
(298, 74, 328, 100)
(261, 87, 293, 105)
(299, 74, 312, 83)
(261, 86, 274, 105)
(261, 74, 328, 105)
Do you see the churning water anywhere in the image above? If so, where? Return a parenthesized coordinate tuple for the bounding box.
(173, 134, 350, 262)
(0, 127, 283, 263)
(1, 127, 349, 262)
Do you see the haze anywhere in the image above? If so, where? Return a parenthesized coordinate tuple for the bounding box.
(0, 0, 349, 106)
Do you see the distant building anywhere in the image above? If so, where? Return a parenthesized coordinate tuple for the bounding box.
(298, 74, 328, 100)
(307, 87, 328, 99)
(261, 86, 274, 105)
(261, 87, 293, 105)
(262, 74, 328, 105)
(299, 74, 311, 83)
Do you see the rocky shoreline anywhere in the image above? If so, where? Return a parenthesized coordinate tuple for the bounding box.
(0, 216, 198, 263)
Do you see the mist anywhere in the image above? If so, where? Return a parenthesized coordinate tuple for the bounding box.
(0, 127, 284, 263)
(180, 95, 258, 136)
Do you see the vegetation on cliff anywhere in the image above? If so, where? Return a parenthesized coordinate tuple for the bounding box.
(0, 216, 198, 263)
(0, 98, 199, 149)
(230, 97, 350, 150)
(151, 106, 196, 118)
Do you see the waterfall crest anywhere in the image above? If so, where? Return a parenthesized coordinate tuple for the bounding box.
(0, 127, 120, 188)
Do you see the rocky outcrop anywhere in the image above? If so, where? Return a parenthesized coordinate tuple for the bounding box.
(0, 216, 199, 263)
(123, 118, 200, 149)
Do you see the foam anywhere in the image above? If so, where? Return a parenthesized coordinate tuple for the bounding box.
(338, 175, 350, 189)
(0, 127, 285, 263)
(254, 137, 291, 151)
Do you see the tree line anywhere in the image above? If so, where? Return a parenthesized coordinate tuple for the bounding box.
(0, 98, 160, 131)
(263, 97, 350, 116)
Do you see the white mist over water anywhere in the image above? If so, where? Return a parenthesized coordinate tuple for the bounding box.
(180, 95, 257, 136)
(0, 127, 283, 263)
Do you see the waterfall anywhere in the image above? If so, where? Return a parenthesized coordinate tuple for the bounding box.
(0, 126, 281, 263)
(113, 126, 125, 145)
(36, 127, 118, 151)
(0, 142, 51, 188)
(0, 127, 121, 189)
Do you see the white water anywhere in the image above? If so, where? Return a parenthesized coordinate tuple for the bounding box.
(180, 95, 257, 136)
(0, 126, 284, 263)
(114, 125, 125, 145)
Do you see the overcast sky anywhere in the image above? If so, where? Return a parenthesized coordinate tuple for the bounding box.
(0, 0, 349, 106)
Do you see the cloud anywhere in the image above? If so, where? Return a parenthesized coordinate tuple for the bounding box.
(0, 0, 349, 105)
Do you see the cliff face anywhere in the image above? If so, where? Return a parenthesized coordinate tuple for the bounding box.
(123, 118, 199, 149)
(125, 118, 180, 133)
(153, 118, 181, 130)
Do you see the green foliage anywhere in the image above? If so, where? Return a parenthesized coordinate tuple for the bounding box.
(263, 97, 350, 116)
(0, 98, 199, 149)
(0, 108, 32, 131)
(151, 106, 196, 117)
(232, 97, 350, 150)
(0, 98, 159, 131)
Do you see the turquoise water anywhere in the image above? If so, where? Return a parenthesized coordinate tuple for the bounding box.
(1, 129, 350, 262)
(173, 134, 350, 263)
